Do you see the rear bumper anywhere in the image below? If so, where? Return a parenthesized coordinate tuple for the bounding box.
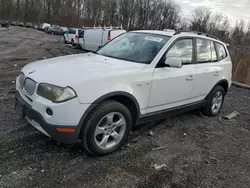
(16, 91, 80, 144)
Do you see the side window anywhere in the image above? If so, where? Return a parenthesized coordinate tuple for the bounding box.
(196, 39, 212, 63)
(166, 39, 193, 65)
(79, 31, 84, 38)
(78, 30, 83, 34)
(215, 43, 227, 60)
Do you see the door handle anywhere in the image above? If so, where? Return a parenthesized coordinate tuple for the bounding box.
(186, 75, 194, 81)
(214, 71, 219, 76)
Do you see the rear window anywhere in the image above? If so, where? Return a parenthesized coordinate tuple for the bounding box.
(215, 43, 227, 60)
(79, 31, 84, 38)
(77, 29, 83, 34)
(69, 29, 76, 34)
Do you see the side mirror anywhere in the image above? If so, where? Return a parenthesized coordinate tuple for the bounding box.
(165, 57, 182, 68)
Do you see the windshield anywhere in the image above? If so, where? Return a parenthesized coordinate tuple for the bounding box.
(97, 32, 170, 64)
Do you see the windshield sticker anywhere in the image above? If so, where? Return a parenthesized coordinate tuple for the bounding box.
(145, 36, 163, 42)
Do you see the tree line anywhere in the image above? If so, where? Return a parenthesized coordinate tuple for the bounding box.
(0, 0, 250, 46)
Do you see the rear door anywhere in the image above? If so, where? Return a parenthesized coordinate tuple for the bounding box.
(78, 31, 85, 49)
(84, 29, 103, 51)
(191, 38, 223, 101)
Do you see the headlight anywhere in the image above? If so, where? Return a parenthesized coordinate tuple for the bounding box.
(37, 83, 76, 103)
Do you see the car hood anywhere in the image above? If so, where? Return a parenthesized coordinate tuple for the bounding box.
(22, 53, 146, 86)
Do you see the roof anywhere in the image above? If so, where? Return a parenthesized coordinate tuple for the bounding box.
(176, 32, 224, 44)
(132, 30, 224, 44)
(132, 30, 175, 37)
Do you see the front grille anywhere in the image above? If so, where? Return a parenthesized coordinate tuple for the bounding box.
(24, 78, 36, 95)
(19, 73, 25, 88)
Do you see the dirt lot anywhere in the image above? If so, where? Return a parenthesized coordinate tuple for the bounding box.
(0, 27, 250, 188)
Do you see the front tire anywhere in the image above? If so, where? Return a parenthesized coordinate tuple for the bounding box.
(202, 85, 225, 116)
(81, 100, 132, 156)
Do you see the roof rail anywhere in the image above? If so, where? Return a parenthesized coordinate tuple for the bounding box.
(174, 30, 219, 40)
(82, 25, 123, 30)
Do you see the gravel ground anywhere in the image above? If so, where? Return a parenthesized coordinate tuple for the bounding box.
(0, 27, 250, 188)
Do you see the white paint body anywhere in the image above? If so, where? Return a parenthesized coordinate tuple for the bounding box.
(78, 31, 85, 50)
(64, 28, 83, 44)
(83, 29, 126, 51)
(78, 38, 84, 49)
(41, 23, 51, 30)
(16, 30, 232, 131)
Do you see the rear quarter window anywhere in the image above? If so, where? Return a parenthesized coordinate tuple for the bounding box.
(215, 43, 227, 60)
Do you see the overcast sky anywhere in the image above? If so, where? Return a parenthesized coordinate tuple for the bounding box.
(176, 0, 250, 25)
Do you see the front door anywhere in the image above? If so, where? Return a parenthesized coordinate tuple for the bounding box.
(147, 38, 196, 113)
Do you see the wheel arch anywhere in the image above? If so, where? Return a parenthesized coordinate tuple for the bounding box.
(206, 79, 229, 100)
(76, 91, 141, 138)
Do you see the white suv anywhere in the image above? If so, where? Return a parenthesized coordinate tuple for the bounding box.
(64, 28, 83, 47)
(16, 30, 232, 155)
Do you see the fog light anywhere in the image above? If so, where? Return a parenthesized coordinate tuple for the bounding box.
(46, 108, 53, 116)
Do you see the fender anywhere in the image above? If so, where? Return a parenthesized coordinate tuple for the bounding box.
(205, 79, 229, 100)
(75, 91, 141, 136)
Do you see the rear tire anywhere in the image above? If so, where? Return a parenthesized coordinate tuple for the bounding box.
(71, 39, 79, 49)
(202, 85, 225, 117)
(81, 100, 132, 156)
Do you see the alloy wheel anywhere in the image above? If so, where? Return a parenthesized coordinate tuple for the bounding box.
(94, 112, 127, 150)
(211, 91, 223, 114)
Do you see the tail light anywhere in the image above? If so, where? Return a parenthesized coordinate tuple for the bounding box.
(108, 33, 111, 40)
(75, 34, 79, 39)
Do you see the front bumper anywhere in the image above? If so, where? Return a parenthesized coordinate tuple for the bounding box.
(16, 91, 80, 144)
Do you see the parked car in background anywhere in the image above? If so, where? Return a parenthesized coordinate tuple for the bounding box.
(18, 22, 25, 27)
(10, 21, 17, 26)
(15, 30, 232, 156)
(0, 20, 9, 28)
(64, 28, 83, 48)
(83, 27, 126, 51)
(51, 25, 59, 28)
(48, 26, 68, 35)
(26, 23, 33, 28)
(41, 23, 51, 31)
(60, 27, 68, 34)
(43, 26, 50, 33)
(78, 31, 85, 50)
(37, 25, 42, 30)
(47, 25, 60, 34)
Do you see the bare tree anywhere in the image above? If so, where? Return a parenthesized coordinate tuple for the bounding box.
(190, 7, 211, 32)
(0, 0, 249, 47)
